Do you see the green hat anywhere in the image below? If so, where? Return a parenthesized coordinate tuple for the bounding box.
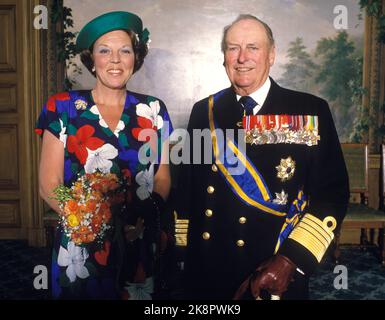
(76, 11, 150, 51)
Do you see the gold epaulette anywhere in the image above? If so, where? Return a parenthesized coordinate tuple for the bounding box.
(174, 211, 189, 247)
(288, 214, 337, 262)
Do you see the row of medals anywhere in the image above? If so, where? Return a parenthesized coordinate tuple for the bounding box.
(244, 127, 320, 146)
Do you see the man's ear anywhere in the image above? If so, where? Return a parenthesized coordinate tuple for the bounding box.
(269, 45, 276, 66)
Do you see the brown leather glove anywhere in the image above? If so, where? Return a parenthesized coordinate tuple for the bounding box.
(233, 254, 297, 300)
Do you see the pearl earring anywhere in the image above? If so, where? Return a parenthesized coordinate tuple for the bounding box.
(92, 66, 96, 72)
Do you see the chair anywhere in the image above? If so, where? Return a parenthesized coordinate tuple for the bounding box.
(334, 143, 385, 265)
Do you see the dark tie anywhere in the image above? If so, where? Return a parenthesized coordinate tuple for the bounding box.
(239, 96, 257, 116)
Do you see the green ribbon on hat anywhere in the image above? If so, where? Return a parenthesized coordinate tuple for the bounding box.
(76, 11, 150, 51)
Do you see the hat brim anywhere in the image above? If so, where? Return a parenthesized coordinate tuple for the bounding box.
(76, 11, 143, 51)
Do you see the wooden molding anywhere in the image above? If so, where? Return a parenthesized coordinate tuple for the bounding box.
(20, 0, 46, 246)
(369, 154, 381, 169)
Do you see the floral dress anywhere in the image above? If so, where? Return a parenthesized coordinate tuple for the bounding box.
(35, 90, 173, 299)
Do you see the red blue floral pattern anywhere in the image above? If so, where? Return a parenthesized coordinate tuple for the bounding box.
(35, 90, 173, 299)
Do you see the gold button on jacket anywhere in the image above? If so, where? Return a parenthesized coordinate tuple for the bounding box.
(202, 232, 210, 240)
(236, 240, 245, 247)
(205, 209, 213, 217)
(239, 217, 247, 224)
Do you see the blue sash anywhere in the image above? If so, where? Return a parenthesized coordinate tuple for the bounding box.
(208, 93, 307, 250)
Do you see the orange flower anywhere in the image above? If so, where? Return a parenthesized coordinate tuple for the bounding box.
(86, 199, 97, 211)
(73, 182, 83, 195)
(92, 183, 103, 192)
(92, 213, 103, 226)
(63, 203, 78, 217)
(98, 202, 112, 221)
(91, 224, 101, 235)
(75, 226, 95, 244)
(78, 204, 88, 215)
(103, 208, 112, 221)
(67, 199, 78, 212)
(86, 233, 96, 242)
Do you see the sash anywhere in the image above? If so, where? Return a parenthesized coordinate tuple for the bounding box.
(274, 190, 307, 253)
(208, 94, 307, 250)
(208, 95, 286, 217)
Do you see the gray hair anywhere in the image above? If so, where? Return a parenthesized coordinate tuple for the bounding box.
(221, 14, 275, 52)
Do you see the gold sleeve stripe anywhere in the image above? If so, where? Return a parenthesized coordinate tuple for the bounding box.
(175, 234, 188, 247)
(295, 224, 329, 249)
(174, 211, 189, 247)
(288, 214, 337, 262)
(176, 219, 189, 224)
(175, 228, 188, 233)
(294, 227, 327, 250)
(302, 215, 334, 242)
(300, 220, 332, 246)
(289, 228, 326, 262)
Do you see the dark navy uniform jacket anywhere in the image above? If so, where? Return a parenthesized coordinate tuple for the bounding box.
(175, 78, 349, 299)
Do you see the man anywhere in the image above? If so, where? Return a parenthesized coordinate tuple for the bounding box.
(175, 14, 349, 300)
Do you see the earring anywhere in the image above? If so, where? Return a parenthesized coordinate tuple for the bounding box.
(92, 66, 96, 72)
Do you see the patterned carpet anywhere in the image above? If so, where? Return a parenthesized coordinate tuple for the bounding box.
(309, 245, 385, 300)
(0, 240, 50, 300)
(0, 240, 384, 300)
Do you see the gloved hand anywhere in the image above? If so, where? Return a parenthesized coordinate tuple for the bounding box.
(233, 254, 296, 300)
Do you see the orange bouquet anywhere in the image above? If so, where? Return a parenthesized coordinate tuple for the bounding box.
(53, 171, 125, 245)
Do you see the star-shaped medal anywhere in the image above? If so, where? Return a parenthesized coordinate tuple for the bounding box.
(272, 190, 288, 205)
(276, 156, 296, 182)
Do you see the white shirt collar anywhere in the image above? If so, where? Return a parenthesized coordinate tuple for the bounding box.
(236, 77, 271, 115)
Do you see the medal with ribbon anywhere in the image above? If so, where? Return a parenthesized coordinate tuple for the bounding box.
(243, 114, 320, 146)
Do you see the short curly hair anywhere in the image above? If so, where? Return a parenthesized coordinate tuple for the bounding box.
(80, 30, 148, 77)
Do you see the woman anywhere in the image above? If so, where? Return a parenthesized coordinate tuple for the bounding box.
(35, 11, 173, 299)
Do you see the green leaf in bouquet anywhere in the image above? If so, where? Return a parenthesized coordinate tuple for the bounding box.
(51, 184, 73, 203)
